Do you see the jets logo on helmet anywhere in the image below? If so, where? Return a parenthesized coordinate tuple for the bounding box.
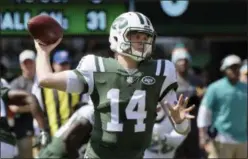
(112, 17, 128, 30)
(109, 12, 156, 61)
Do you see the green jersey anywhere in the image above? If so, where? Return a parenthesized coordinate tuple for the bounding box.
(74, 55, 178, 159)
(0, 87, 16, 145)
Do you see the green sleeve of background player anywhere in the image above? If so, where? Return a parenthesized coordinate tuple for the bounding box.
(38, 137, 68, 159)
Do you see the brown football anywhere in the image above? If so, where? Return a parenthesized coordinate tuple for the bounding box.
(27, 15, 63, 45)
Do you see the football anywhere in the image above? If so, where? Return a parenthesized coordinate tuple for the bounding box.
(27, 15, 63, 45)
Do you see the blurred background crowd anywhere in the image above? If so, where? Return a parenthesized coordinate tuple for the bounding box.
(0, 0, 247, 159)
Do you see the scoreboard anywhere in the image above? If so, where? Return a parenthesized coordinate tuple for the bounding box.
(135, 0, 247, 36)
(0, 0, 128, 35)
(1, 0, 246, 36)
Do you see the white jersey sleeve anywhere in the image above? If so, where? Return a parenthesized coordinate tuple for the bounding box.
(66, 54, 96, 94)
(197, 106, 212, 128)
(32, 76, 44, 111)
(159, 60, 178, 104)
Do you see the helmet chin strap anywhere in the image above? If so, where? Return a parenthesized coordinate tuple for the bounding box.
(117, 42, 152, 62)
(118, 52, 143, 62)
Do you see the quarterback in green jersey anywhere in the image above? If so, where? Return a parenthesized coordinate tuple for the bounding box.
(34, 11, 195, 159)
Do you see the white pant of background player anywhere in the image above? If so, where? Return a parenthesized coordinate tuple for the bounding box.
(144, 108, 187, 158)
(0, 142, 18, 158)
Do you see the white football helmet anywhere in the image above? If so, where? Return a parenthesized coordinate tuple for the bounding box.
(109, 12, 156, 61)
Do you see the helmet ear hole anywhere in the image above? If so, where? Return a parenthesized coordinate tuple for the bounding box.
(114, 36, 118, 42)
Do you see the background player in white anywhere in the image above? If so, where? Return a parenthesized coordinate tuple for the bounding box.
(0, 86, 46, 158)
(144, 103, 187, 158)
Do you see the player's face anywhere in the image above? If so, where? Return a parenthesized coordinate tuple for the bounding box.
(126, 31, 153, 54)
(225, 64, 240, 81)
(176, 59, 189, 73)
(20, 59, 36, 77)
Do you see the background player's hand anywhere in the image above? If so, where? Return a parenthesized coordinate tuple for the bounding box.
(34, 38, 62, 55)
(8, 105, 19, 113)
(40, 130, 50, 147)
(33, 130, 50, 148)
(165, 94, 195, 124)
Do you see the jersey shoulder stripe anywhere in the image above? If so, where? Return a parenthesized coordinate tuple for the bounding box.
(155, 59, 170, 76)
(156, 59, 177, 77)
(75, 54, 96, 94)
(94, 56, 105, 72)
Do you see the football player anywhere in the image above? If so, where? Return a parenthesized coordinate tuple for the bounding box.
(38, 103, 186, 159)
(144, 104, 187, 158)
(0, 86, 47, 158)
(38, 104, 93, 159)
(34, 11, 195, 159)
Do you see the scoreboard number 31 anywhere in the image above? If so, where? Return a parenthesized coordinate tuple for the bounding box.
(86, 10, 107, 31)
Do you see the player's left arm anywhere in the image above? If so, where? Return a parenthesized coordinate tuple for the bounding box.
(158, 60, 194, 135)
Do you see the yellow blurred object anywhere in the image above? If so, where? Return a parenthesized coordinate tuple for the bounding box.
(196, 87, 206, 98)
(32, 137, 40, 158)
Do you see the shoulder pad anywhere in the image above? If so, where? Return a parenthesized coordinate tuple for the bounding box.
(94, 56, 107, 72)
(154, 59, 176, 77)
(164, 60, 176, 78)
(76, 54, 97, 72)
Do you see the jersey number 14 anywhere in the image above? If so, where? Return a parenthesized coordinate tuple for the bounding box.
(106, 88, 147, 132)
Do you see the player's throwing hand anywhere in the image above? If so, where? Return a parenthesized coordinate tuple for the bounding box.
(164, 94, 195, 124)
(34, 38, 62, 55)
